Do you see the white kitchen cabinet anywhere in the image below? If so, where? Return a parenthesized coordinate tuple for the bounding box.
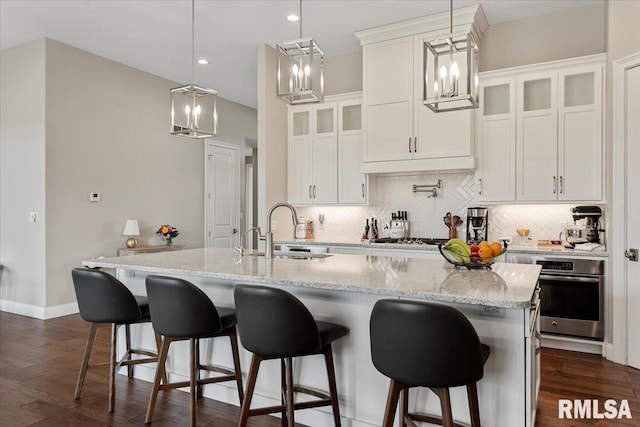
(476, 75, 517, 202)
(288, 104, 338, 205)
(357, 15, 483, 174)
(477, 54, 604, 204)
(516, 59, 603, 202)
(338, 97, 376, 205)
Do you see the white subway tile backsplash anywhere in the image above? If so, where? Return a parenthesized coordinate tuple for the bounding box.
(296, 174, 601, 245)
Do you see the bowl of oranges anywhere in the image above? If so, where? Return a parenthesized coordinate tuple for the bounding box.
(438, 239, 508, 270)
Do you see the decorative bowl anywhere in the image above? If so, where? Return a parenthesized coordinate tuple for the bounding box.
(438, 242, 508, 270)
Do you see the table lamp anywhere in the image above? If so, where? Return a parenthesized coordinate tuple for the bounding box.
(123, 219, 140, 248)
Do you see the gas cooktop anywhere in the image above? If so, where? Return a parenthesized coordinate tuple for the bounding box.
(370, 237, 449, 245)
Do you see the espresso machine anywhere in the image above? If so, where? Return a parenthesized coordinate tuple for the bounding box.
(466, 207, 488, 245)
(569, 206, 603, 244)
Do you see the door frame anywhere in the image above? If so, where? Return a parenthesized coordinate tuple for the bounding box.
(610, 51, 640, 365)
(204, 140, 243, 248)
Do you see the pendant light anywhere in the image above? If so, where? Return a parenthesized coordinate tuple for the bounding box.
(170, 0, 218, 138)
(423, 0, 479, 112)
(276, 0, 324, 104)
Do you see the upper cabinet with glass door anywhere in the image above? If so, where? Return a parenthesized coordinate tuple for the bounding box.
(516, 55, 603, 202)
(476, 54, 604, 204)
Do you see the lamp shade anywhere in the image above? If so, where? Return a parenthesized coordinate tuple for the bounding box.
(123, 219, 140, 236)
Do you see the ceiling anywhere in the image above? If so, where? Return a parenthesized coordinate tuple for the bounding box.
(1, 0, 601, 109)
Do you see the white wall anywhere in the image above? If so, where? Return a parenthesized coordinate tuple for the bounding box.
(1, 38, 257, 316)
(0, 39, 47, 311)
(480, 3, 605, 71)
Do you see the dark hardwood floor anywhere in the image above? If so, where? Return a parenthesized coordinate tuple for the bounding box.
(1, 311, 639, 426)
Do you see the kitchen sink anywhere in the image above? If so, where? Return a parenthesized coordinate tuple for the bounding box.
(248, 251, 332, 260)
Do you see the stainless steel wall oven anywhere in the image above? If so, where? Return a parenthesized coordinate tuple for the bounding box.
(536, 258, 605, 340)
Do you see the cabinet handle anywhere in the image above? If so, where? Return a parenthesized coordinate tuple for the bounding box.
(409, 137, 412, 153)
(313, 185, 316, 199)
(361, 183, 365, 198)
(552, 176, 557, 194)
(309, 185, 312, 199)
(478, 178, 482, 196)
(414, 137, 417, 153)
(559, 176, 563, 194)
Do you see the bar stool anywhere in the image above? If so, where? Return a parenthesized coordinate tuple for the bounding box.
(233, 284, 349, 427)
(370, 299, 490, 427)
(71, 268, 165, 413)
(144, 275, 244, 427)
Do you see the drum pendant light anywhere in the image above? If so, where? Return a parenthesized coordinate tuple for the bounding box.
(276, 0, 324, 104)
(423, 0, 479, 112)
(170, 0, 218, 138)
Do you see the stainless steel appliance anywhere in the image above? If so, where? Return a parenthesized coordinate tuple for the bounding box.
(466, 207, 488, 245)
(536, 257, 605, 340)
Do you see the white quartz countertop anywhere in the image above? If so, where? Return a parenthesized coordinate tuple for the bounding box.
(278, 239, 608, 257)
(83, 248, 541, 309)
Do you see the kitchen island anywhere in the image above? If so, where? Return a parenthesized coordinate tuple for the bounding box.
(83, 248, 541, 427)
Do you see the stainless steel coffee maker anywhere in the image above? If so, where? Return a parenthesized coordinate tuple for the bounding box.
(466, 207, 488, 245)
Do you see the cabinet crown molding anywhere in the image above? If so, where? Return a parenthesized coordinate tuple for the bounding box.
(479, 53, 607, 78)
(355, 5, 487, 46)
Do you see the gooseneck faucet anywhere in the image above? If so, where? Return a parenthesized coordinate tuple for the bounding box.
(265, 202, 299, 259)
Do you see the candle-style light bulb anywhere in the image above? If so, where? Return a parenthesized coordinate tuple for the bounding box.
(193, 105, 201, 128)
(439, 65, 448, 96)
(304, 65, 310, 90)
(450, 61, 460, 96)
(292, 63, 299, 91)
(184, 104, 191, 128)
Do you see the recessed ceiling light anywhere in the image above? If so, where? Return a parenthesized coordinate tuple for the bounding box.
(287, 14, 299, 22)
(197, 59, 209, 65)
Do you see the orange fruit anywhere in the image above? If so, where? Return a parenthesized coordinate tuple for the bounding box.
(490, 242, 502, 256)
(478, 241, 490, 248)
(478, 246, 493, 260)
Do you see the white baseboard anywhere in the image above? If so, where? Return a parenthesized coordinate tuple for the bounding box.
(0, 299, 78, 320)
(44, 302, 78, 319)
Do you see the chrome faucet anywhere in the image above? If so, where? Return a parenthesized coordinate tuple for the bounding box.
(234, 226, 263, 256)
(265, 202, 299, 259)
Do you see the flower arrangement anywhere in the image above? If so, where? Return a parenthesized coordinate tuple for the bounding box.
(156, 224, 179, 245)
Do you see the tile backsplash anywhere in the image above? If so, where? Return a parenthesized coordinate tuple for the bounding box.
(296, 173, 604, 245)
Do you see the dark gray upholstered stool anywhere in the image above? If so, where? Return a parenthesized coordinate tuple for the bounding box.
(233, 285, 349, 427)
(144, 275, 243, 427)
(72, 268, 165, 413)
(370, 299, 490, 427)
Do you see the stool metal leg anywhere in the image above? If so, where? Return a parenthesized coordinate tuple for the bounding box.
(280, 358, 287, 426)
(145, 336, 172, 424)
(284, 357, 295, 427)
(467, 382, 481, 427)
(109, 323, 117, 412)
(238, 354, 263, 427)
(382, 380, 403, 427)
(74, 322, 99, 400)
(190, 338, 198, 427)
(125, 324, 133, 378)
(323, 345, 342, 426)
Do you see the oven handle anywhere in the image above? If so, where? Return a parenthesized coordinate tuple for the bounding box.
(539, 274, 600, 283)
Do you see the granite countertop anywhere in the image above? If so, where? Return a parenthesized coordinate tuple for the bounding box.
(278, 239, 609, 257)
(83, 247, 541, 309)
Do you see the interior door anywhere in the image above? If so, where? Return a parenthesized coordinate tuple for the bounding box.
(206, 142, 240, 248)
(626, 64, 640, 369)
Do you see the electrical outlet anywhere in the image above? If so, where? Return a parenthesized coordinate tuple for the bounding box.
(89, 192, 101, 202)
(29, 212, 38, 223)
(271, 219, 277, 231)
(479, 306, 506, 318)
